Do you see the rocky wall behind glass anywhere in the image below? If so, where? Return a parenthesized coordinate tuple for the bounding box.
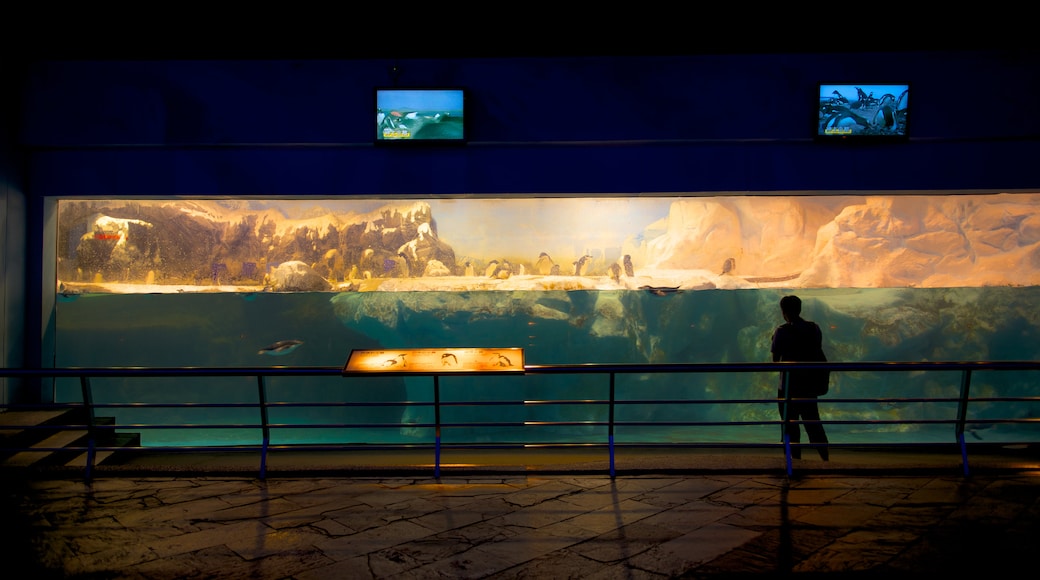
(56, 193, 1040, 293)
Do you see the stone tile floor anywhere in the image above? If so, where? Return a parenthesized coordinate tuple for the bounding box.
(3, 448, 1040, 578)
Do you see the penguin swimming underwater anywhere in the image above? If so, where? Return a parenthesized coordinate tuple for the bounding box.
(639, 285, 682, 297)
(258, 339, 304, 356)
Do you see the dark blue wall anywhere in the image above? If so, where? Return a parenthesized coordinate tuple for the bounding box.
(20, 50, 1040, 197)
(5, 49, 1040, 376)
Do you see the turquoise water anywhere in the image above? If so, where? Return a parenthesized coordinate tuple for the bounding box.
(54, 287, 1040, 447)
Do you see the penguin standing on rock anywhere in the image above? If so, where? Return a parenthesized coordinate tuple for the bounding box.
(574, 255, 592, 276)
(494, 260, 512, 279)
(484, 260, 500, 278)
(609, 262, 622, 283)
(535, 252, 555, 275)
(623, 255, 634, 277)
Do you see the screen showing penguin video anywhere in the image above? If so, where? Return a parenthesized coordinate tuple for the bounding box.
(817, 84, 909, 141)
(375, 88, 466, 144)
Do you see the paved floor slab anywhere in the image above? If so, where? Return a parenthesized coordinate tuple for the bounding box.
(4, 468, 1040, 578)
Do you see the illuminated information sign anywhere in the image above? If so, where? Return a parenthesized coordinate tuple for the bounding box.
(342, 348, 524, 375)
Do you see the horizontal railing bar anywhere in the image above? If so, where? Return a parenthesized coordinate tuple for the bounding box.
(264, 405, 438, 409)
(10, 397, 1023, 411)
(3, 397, 1026, 413)
(612, 421, 778, 427)
(9, 418, 1037, 432)
(523, 361, 1040, 373)
(2, 360, 1040, 378)
(99, 444, 441, 452)
(13, 399, 1026, 413)
(264, 444, 437, 451)
(76, 424, 268, 429)
(0, 424, 78, 431)
(0, 440, 1006, 454)
(0, 403, 87, 409)
(612, 398, 967, 404)
(82, 402, 436, 409)
(0, 367, 345, 377)
(508, 442, 994, 451)
(8, 419, 1033, 436)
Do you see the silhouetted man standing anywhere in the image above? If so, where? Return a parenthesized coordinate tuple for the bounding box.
(771, 295, 830, 460)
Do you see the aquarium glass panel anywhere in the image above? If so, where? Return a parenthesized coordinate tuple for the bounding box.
(53, 194, 1040, 447)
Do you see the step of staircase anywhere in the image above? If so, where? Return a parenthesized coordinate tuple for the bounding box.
(64, 433, 143, 467)
(4, 428, 92, 466)
(0, 408, 140, 468)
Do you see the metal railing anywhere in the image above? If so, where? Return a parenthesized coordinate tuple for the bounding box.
(2, 361, 1039, 480)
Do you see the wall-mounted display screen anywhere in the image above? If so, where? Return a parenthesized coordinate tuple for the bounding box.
(817, 83, 909, 141)
(375, 88, 466, 144)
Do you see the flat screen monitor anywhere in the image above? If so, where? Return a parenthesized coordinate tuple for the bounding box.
(816, 83, 909, 142)
(375, 88, 466, 144)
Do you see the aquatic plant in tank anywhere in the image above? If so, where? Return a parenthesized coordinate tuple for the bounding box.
(52, 193, 1040, 447)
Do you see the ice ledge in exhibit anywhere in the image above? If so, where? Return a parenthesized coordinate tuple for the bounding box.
(640, 194, 1040, 289)
(56, 193, 1040, 294)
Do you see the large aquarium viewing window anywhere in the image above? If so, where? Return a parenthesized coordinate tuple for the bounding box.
(55, 193, 1040, 294)
(51, 193, 1040, 449)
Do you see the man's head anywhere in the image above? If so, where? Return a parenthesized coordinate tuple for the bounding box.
(780, 295, 802, 319)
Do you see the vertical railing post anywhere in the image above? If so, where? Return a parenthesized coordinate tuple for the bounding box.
(434, 375, 441, 478)
(79, 375, 96, 481)
(780, 370, 793, 477)
(608, 371, 616, 478)
(257, 375, 270, 480)
(956, 369, 973, 477)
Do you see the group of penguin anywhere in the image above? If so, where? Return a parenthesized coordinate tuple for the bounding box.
(472, 252, 637, 281)
(470, 253, 736, 283)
